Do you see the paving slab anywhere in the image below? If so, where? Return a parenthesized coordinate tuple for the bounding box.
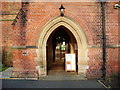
(0, 67, 13, 79)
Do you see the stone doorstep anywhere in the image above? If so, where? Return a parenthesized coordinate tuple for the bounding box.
(39, 75, 87, 80)
(40, 78, 87, 80)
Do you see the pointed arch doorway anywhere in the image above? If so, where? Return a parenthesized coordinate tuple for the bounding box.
(47, 26, 78, 75)
(37, 16, 89, 78)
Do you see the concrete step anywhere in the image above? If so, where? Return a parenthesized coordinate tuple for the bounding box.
(42, 70, 87, 80)
(48, 70, 77, 75)
(40, 75, 87, 80)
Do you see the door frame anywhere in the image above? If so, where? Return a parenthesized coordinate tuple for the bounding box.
(36, 16, 89, 78)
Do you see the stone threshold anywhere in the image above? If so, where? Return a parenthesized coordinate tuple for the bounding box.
(39, 75, 87, 81)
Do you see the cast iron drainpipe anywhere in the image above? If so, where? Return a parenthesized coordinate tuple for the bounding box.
(101, 2, 106, 80)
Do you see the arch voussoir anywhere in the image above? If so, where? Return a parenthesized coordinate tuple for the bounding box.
(37, 16, 89, 78)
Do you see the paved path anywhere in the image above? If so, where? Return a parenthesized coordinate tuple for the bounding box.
(0, 67, 13, 79)
(2, 79, 106, 88)
(0, 68, 106, 89)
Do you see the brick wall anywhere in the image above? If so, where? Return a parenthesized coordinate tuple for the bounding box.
(105, 2, 119, 76)
(1, 2, 21, 66)
(2, 2, 119, 78)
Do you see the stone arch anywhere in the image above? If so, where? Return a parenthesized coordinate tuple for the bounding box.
(36, 16, 89, 78)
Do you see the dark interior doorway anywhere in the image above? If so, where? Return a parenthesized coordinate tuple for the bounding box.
(46, 26, 78, 75)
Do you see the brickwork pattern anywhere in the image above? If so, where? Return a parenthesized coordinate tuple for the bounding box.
(105, 2, 119, 76)
(12, 49, 38, 78)
(2, 2, 119, 78)
(87, 48, 103, 78)
(1, 2, 21, 66)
